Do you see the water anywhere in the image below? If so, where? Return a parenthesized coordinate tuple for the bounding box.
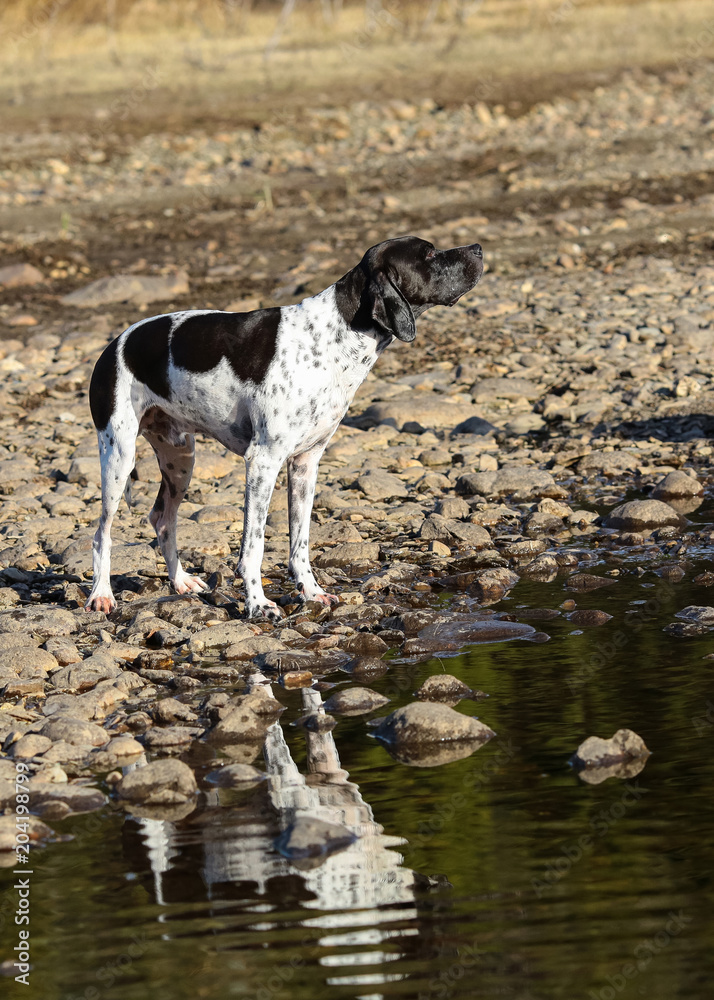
(4, 562, 714, 1000)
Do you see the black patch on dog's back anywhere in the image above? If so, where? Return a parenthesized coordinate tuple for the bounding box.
(123, 315, 172, 399)
(89, 336, 119, 431)
(171, 309, 281, 385)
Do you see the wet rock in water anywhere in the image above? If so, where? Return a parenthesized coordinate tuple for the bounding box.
(674, 606, 714, 625)
(663, 621, 709, 637)
(142, 726, 200, 749)
(341, 656, 389, 682)
(565, 573, 617, 592)
(651, 470, 703, 499)
(274, 816, 357, 866)
(374, 702, 495, 750)
(61, 269, 189, 308)
(116, 758, 197, 807)
(343, 632, 389, 657)
(566, 609, 613, 626)
(211, 688, 285, 741)
(152, 697, 199, 724)
(515, 607, 561, 621)
(403, 614, 534, 656)
(693, 572, 714, 587)
(469, 567, 520, 603)
(28, 783, 106, 820)
(603, 499, 683, 532)
(323, 687, 390, 716)
(414, 674, 486, 706)
(293, 712, 337, 733)
(571, 728, 650, 773)
(206, 763, 266, 787)
(0, 815, 55, 851)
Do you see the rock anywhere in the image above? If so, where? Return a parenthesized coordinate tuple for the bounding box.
(571, 728, 650, 771)
(674, 606, 714, 625)
(403, 614, 534, 655)
(414, 674, 485, 706)
(566, 609, 613, 626)
(355, 469, 409, 500)
(293, 712, 337, 732)
(343, 632, 389, 657)
(374, 702, 495, 748)
(0, 263, 44, 288)
(604, 500, 683, 531)
(274, 816, 357, 865)
(61, 538, 158, 578)
(152, 697, 198, 723)
(28, 782, 106, 819)
(359, 392, 477, 432)
(61, 269, 189, 308)
(211, 688, 285, 741)
(469, 567, 520, 603)
(0, 815, 54, 851)
(40, 717, 110, 748)
(579, 451, 639, 476)
(0, 645, 57, 684)
(50, 657, 122, 691)
(322, 687, 390, 715)
(0, 606, 77, 639)
(188, 621, 255, 654)
(341, 656, 389, 682)
(455, 466, 561, 499)
(565, 573, 617, 592)
(223, 636, 287, 660)
(315, 542, 381, 568)
(206, 763, 266, 787)
(10, 734, 53, 758)
(452, 415, 498, 436)
(651, 470, 703, 498)
(106, 736, 143, 757)
(142, 726, 198, 748)
(471, 376, 539, 401)
(116, 758, 197, 806)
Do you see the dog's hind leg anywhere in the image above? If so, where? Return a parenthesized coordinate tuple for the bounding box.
(143, 427, 209, 596)
(85, 416, 139, 613)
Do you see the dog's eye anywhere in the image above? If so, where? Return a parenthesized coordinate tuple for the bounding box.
(425, 248, 436, 259)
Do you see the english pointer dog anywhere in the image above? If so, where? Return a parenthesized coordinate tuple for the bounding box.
(85, 236, 483, 619)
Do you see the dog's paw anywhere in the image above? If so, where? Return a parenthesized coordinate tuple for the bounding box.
(173, 572, 210, 596)
(245, 598, 284, 622)
(309, 591, 339, 608)
(296, 582, 339, 607)
(85, 594, 116, 614)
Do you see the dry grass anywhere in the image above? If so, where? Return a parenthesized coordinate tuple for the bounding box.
(0, 0, 712, 123)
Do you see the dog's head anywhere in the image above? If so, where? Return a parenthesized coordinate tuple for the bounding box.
(336, 235, 483, 343)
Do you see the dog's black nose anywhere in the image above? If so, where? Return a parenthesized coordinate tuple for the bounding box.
(470, 243, 483, 257)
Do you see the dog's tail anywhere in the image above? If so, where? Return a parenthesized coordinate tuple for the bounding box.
(123, 467, 138, 509)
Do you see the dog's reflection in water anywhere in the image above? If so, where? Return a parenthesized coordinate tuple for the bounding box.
(135, 678, 418, 962)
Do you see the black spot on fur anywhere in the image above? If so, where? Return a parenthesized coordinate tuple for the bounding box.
(89, 336, 119, 431)
(171, 309, 281, 385)
(123, 315, 172, 399)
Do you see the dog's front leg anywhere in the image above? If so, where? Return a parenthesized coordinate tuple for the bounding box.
(288, 445, 338, 608)
(238, 450, 284, 620)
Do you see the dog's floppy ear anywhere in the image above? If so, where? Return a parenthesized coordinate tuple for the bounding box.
(367, 270, 416, 343)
